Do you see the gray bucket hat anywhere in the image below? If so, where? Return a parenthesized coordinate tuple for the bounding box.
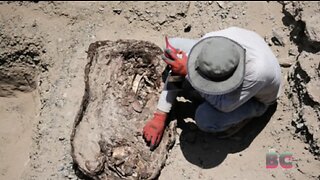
(187, 36, 246, 95)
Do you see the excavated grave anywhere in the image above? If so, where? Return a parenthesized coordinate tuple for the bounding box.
(71, 40, 176, 180)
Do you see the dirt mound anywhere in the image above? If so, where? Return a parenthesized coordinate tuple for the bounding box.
(71, 40, 176, 179)
(0, 27, 45, 97)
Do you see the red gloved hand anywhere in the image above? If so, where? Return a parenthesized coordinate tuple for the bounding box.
(163, 36, 188, 77)
(143, 112, 167, 151)
(162, 49, 188, 77)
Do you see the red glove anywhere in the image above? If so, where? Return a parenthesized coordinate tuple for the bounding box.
(142, 112, 167, 150)
(163, 36, 188, 77)
(162, 48, 188, 77)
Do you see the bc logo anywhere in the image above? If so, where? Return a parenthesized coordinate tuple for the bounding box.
(266, 152, 293, 169)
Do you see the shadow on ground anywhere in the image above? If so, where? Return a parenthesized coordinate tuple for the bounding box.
(169, 91, 278, 169)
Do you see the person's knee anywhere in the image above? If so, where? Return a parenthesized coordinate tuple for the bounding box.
(195, 103, 221, 133)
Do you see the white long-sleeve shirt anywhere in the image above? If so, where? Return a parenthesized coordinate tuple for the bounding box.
(157, 27, 282, 113)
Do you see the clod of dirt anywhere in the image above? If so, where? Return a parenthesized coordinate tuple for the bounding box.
(71, 40, 176, 179)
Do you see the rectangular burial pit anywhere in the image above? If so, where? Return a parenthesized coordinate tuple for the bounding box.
(71, 40, 176, 180)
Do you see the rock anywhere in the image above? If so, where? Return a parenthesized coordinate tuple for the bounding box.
(279, 58, 293, 68)
(302, 11, 320, 42)
(157, 14, 167, 25)
(112, 147, 128, 160)
(67, 174, 76, 179)
(264, 35, 273, 46)
(58, 166, 64, 171)
(272, 29, 285, 46)
(288, 48, 298, 56)
(232, 15, 238, 19)
(184, 25, 191, 33)
(113, 8, 122, 15)
(306, 81, 320, 103)
(32, 20, 37, 27)
(132, 100, 143, 113)
(59, 137, 65, 141)
(296, 123, 304, 129)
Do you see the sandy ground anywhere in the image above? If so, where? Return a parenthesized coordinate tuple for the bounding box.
(0, 91, 39, 180)
(0, 1, 319, 180)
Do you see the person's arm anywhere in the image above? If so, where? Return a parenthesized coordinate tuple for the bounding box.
(157, 86, 180, 113)
(143, 43, 188, 150)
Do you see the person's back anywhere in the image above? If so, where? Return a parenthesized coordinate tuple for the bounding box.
(202, 27, 281, 105)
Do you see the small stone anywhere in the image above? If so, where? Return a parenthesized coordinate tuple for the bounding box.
(112, 147, 128, 160)
(264, 35, 273, 46)
(169, 12, 176, 18)
(272, 29, 285, 46)
(232, 15, 238, 19)
(296, 123, 304, 129)
(32, 21, 37, 27)
(279, 58, 293, 68)
(59, 137, 65, 141)
(113, 8, 122, 15)
(58, 166, 64, 171)
(288, 48, 298, 56)
(67, 174, 76, 179)
(85, 157, 105, 174)
(184, 25, 192, 33)
(132, 101, 143, 113)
